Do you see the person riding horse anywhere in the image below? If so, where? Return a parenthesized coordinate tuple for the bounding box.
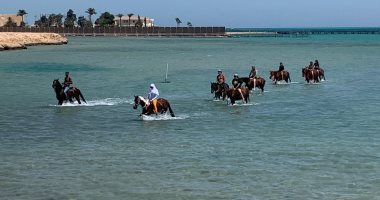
(308, 61, 315, 69)
(148, 83, 159, 114)
(63, 72, 73, 98)
(249, 66, 257, 78)
(217, 69, 226, 86)
(314, 60, 320, 70)
(232, 74, 245, 101)
(278, 62, 285, 72)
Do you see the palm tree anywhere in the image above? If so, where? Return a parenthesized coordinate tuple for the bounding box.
(187, 22, 192, 27)
(116, 14, 123, 27)
(17, 9, 27, 26)
(175, 17, 182, 27)
(85, 8, 97, 24)
(127, 13, 134, 27)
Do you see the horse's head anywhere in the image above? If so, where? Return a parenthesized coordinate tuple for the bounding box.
(133, 95, 148, 109)
(269, 71, 275, 80)
(211, 82, 218, 93)
(52, 79, 62, 90)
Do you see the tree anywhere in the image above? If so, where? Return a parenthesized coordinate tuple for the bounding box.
(94, 12, 115, 27)
(116, 14, 123, 27)
(127, 13, 134, 27)
(175, 17, 182, 27)
(135, 15, 143, 28)
(4, 17, 17, 27)
(64, 9, 77, 28)
(34, 15, 49, 27)
(17, 9, 27, 27)
(47, 14, 63, 27)
(85, 8, 97, 25)
(77, 16, 92, 27)
(187, 22, 192, 27)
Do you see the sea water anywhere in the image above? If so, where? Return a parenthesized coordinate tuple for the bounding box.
(1, 34, 380, 199)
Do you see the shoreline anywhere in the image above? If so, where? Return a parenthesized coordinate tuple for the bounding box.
(0, 32, 68, 51)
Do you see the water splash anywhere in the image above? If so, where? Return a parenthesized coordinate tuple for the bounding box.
(49, 98, 130, 107)
(140, 114, 189, 121)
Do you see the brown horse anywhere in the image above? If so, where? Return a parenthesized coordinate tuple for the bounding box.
(222, 85, 250, 105)
(302, 67, 321, 83)
(239, 77, 266, 92)
(52, 79, 86, 105)
(269, 70, 291, 84)
(211, 82, 229, 100)
(133, 96, 175, 117)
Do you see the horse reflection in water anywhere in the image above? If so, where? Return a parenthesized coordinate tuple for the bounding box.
(133, 96, 175, 117)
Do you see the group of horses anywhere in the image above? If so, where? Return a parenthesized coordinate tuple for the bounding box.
(210, 76, 266, 105)
(211, 67, 325, 105)
(51, 66, 325, 117)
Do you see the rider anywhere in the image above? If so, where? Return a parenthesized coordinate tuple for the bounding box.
(308, 61, 314, 69)
(232, 73, 245, 101)
(249, 66, 257, 78)
(63, 72, 73, 97)
(314, 60, 320, 69)
(216, 69, 225, 86)
(232, 74, 243, 89)
(278, 62, 285, 72)
(249, 66, 258, 89)
(148, 83, 159, 113)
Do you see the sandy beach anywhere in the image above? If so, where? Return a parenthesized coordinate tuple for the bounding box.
(0, 32, 67, 50)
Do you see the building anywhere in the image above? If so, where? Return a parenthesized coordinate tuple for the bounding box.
(0, 14, 22, 27)
(114, 16, 154, 27)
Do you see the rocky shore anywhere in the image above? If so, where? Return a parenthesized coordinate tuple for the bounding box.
(0, 32, 68, 50)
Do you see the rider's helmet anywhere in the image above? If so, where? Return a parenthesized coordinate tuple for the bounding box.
(218, 69, 222, 74)
(234, 73, 239, 78)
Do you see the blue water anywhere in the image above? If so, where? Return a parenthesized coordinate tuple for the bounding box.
(1, 35, 380, 199)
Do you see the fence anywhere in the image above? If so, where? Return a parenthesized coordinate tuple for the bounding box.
(0, 26, 226, 37)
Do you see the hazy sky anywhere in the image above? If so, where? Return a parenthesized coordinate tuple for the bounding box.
(1, 0, 379, 27)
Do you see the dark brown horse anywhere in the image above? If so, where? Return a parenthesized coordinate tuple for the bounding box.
(269, 70, 291, 84)
(52, 79, 86, 105)
(211, 82, 229, 100)
(133, 96, 175, 117)
(302, 67, 321, 83)
(222, 85, 250, 105)
(239, 77, 266, 92)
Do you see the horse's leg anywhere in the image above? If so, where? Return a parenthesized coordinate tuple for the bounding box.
(75, 94, 81, 104)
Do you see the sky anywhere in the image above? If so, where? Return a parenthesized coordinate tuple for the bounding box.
(1, 0, 379, 28)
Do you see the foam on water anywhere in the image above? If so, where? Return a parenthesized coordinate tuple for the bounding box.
(49, 98, 130, 107)
(140, 114, 189, 121)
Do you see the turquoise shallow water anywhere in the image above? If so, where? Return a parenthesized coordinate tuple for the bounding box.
(1, 35, 380, 199)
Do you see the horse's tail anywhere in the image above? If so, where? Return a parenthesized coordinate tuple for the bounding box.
(288, 72, 291, 82)
(79, 90, 87, 103)
(167, 102, 175, 117)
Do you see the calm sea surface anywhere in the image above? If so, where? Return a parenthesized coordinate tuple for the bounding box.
(1, 34, 380, 200)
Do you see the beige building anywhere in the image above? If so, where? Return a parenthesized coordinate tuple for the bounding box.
(0, 14, 22, 27)
(114, 16, 154, 27)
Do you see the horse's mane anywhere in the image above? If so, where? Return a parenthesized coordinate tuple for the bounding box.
(138, 96, 149, 104)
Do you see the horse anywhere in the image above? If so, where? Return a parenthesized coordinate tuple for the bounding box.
(269, 70, 291, 84)
(222, 85, 250, 105)
(133, 96, 175, 117)
(211, 82, 229, 100)
(239, 77, 266, 92)
(302, 67, 320, 83)
(52, 79, 86, 105)
(317, 68, 326, 81)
